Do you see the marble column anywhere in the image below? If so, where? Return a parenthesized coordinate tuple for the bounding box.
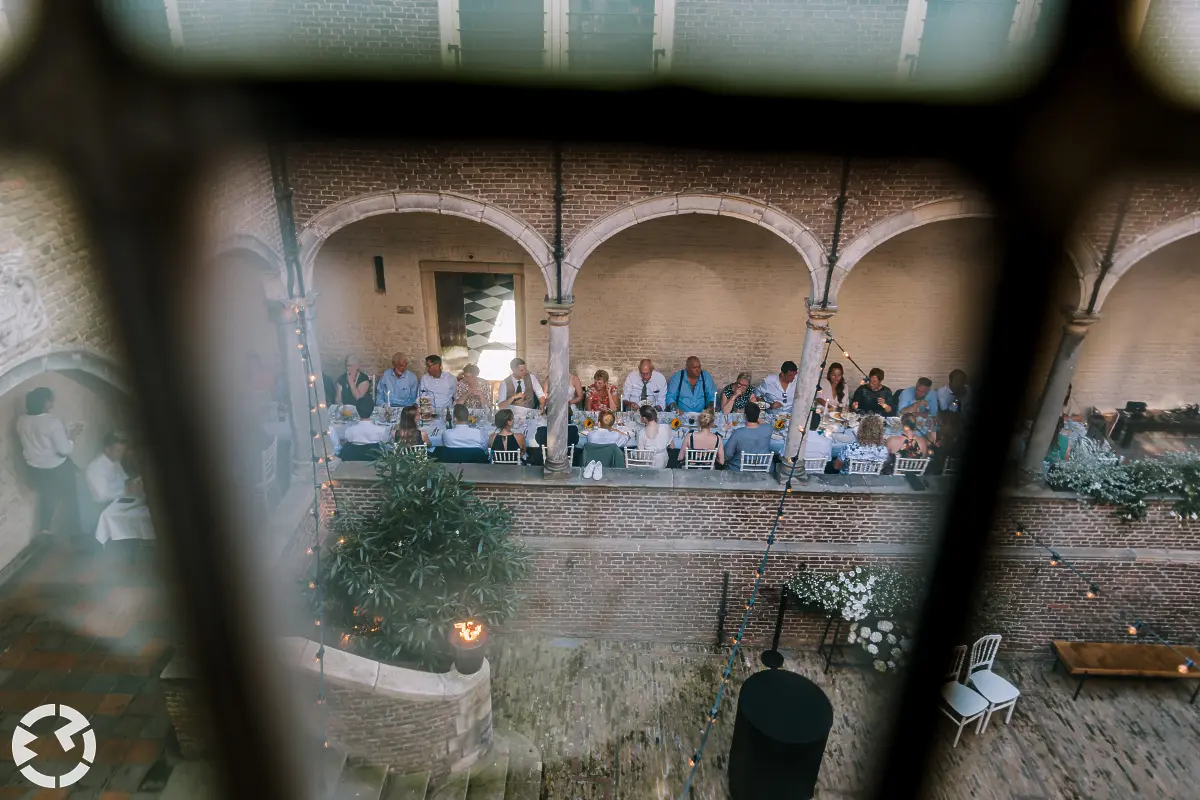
(1020, 311, 1100, 475)
(543, 302, 573, 479)
(781, 303, 838, 475)
(269, 300, 316, 477)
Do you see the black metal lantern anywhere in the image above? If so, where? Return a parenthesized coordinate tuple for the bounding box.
(448, 620, 488, 674)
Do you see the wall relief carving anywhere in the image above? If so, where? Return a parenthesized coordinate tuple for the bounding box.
(0, 250, 48, 355)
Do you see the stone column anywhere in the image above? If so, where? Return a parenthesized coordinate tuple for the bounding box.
(269, 300, 315, 477)
(1020, 311, 1100, 475)
(543, 302, 573, 479)
(780, 303, 838, 474)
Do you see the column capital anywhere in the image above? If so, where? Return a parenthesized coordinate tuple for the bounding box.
(543, 301, 574, 324)
(1063, 310, 1101, 335)
(805, 299, 838, 322)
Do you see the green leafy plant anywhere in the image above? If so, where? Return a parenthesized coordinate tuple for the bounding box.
(309, 450, 529, 670)
(1045, 451, 1200, 521)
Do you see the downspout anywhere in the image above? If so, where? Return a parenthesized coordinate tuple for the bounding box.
(553, 143, 564, 304)
(1085, 184, 1132, 314)
(268, 143, 306, 300)
(820, 157, 852, 308)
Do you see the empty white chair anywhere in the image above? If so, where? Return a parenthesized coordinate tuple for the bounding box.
(739, 452, 773, 473)
(939, 645, 989, 747)
(848, 459, 884, 475)
(803, 457, 828, 473)
(682, 449, 717, 470)
(966, 634, 1021, 733)
(490, 449, 521, 465)
(624, 448, 658, 468)
(942, 457, 960, 475)
(402, 444, 428, 456)
(250, 436, 281, 519)
(540, 444, 575, 466)
(894, 456, 931, 476)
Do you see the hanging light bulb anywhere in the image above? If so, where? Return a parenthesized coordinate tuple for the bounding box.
(1049, 553, 1060, 567)
(1086, 584, 1099, 599)
(1177, 660, 1192, 675)
(1014, 527, 1024, 537)
(1127, 622, 1140, 636)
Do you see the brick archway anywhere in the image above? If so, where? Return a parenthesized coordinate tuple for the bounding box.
(1091, 211, 1200, 311)
(561, 193, 827, 299)
(213, 233, 289, 302)
(296, 191, 554, 295)
(829, 198, 1094, 308)
(0, 348, 128, 400)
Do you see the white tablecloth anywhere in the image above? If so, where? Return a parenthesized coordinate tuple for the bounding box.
(95, 499, 154, 544)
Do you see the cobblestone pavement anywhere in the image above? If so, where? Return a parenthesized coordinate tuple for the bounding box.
(489, 635, 1200, 799)
(0, 539, 176, 799)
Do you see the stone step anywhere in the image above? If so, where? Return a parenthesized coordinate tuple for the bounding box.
(465, 748, 509, 800)
(335, 762, 389, 800)
(497, 731, 542, 800)
(382, 770, 431, 800)
(316, 747, 350, 799)
(428, 769, 470, 800)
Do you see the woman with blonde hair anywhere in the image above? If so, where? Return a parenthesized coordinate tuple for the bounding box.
(720, 372, 754, 414)
(681, 408, 725, 467)
(585, 369, 620, 412)
(834, 413, 889, 473)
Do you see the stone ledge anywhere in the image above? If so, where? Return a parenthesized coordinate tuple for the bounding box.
(282, 636, 489, 699)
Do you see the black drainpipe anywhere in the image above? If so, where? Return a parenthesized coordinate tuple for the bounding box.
(820, 157, 852, 309)
(268, 143, 305, 300)
(1085, 184, 1132, 314)
(553, 143, 564, 304)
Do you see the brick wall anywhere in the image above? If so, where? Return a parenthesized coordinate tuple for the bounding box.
(173, 0, 441, 65)
(672, 0, 909, 79)
(1139, 0, 1200, 105)
(198, 148, 284, 259)
(316, 474, 1200, 652)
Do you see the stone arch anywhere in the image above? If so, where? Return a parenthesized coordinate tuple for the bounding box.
(829, 197, 1094, 309)
(561, 193, 827, 299)
(213, 233, 289, 302)
(1091, 212, 1200, 312)
(296, 191, 554, 295)
(0, 347, 128, 400)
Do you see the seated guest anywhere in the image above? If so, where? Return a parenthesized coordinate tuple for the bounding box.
(753, 361, 799, 411)
(442, 404, 487, 449)
(680, 408, 724, 466)
(489, 409, 526, 455)
(834, 414, 889, 473)
(636, 405, 675, 469)
(454, 363, 493, 410)
(529, 406, 581, 467)
(570, 372, 585, 408)
(86, 431, 138, 504)
(817, 362, 847, 414)
(376, 352, 418, 407)
(721, 372, 755, 414)
(929, 412, 965, 474)
(724, 403, 773, 471)
(585, 369, 620, 412)
(666, 356, 716, 413)
(497, 358, 546, 410)
(936, 369, 971, 415)
(850, 368, 894, 416)
(587, 410, 629, 447)
(419, 355, 458, 409)
(802, 413, 834, 470)
(623, 359, 668, 411)
(334, 355, 375, 420)
(896, 377, 940, 428)
(340, 416, 387, 461)
(392, 405, 431, 449)
(887, 414, 931, 461)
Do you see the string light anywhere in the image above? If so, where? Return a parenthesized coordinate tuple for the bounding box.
(1086, 584, 1099, 599)
(1127, 621, 1141, 636)
(1049, 553, 1060, 567)
(1179, 659, 1194, 674)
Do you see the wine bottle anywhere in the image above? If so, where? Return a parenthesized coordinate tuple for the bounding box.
(445, 406, 453, 428)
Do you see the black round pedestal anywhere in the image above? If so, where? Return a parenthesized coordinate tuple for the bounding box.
(728, 670, 834, 800)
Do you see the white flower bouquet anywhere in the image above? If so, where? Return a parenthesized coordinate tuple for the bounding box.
(847, 618, 912, 673)
(786, 565, 923, 622)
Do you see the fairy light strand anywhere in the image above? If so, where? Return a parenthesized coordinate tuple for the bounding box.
(1015, 525, 1195, 673)
(677, 337, 832, 799)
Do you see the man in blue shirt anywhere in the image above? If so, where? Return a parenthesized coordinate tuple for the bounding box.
(666, 356, 716, 413)
(376, 352, 419, 407)
(896, 376, 940, 431)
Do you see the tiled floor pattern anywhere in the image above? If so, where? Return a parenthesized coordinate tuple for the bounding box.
(0, 539, 176, 799)
(490, 636, 1200, 799)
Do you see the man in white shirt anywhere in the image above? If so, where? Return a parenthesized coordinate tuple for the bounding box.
(16, 387, 84, 535)
(441, 404, 487, 449)
(753, 360, 799, 411)
(343, 418, 388, 445)
(86, 431, 137, 504)
(418, 355, 458, 408)
(622, 359, 667, 411)
(497, 358, 546, 409)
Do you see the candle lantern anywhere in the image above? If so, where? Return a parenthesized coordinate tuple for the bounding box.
(448, 619, 488, 674)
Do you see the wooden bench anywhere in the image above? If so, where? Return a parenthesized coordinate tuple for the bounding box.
(1051, 640, 1200, 703)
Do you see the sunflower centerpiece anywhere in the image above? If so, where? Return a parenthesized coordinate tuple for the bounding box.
(581, 417, 596, 431)
(670, 417, 683, 430)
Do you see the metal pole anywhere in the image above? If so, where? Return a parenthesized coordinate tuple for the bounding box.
(761, 584, 789, 668)
(716, 569, 730, 650)
(819, 157, 851, 309)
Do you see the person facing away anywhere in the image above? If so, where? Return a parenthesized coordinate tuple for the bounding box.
(587, 409, 630, 447)
(376, 351, 419, 407)
(392, 405, 431, 448)
(834, 414, 890, 473)
(636, 404, 675, 469)
(753, 360, 799, 411)
(497, 357, 546, 410)
(681, 408, 725, 466)
(489, 409, 526, 454)
(666, 356, 716, 414)
(530, 405, 581, 466)
(937, 369, 971, 415)
(724, 403, 774, 471)
(419, 355, 458, 409)
(16, 387, 84, 536)
(850, 368, 894, 416)
(896, 376, 940, 428)
(886, 414, 931, 459)
(442, 404, 487, 449)
(803, 411, 834, 469)
(622, 359, 667, 411)
(86, 431, 140, 504)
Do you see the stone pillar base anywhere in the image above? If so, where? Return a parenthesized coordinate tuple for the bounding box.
(542, 466, 573, 481)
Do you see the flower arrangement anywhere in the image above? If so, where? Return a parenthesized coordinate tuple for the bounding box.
(467, 415, 477, 426)
(1045, 449, 1200, 521)
(340, 406, 356, 420)
(581, 417, 596, 430)
(786, 565, 923, 622)
(847, 619, 912, 672)
(774, 417, 787, 431)
(670, 417, 682, 430)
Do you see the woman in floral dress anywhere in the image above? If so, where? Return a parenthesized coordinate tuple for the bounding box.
(454, 363, 493, 411)
(585, 370, 620, 412)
